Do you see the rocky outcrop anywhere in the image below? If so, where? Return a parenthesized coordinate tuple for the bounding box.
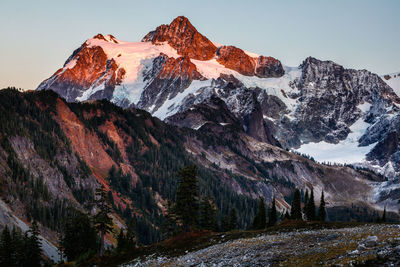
(142, 16, 217, 60)
(166, 95, 244, 131)
(137, 53, 204, 113)
(216, 46, 256, 76)
(215, 46, 284, 78)
(255, 56, 285, 78)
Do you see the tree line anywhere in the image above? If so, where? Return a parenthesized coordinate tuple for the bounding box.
(0, 165, 390, 265)
(251, 188, 326, 229)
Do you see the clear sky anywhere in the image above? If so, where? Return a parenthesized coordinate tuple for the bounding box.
(0, 0, 399, 90)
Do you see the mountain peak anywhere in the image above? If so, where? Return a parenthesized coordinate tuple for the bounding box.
(91, 33, 118, 43)
(142, 16, 217, 60)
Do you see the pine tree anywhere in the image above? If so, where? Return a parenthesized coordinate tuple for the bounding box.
(94, 187, 114, 256)
(290, 189, 302, 220)
(303, 189, 309, 214)
(60, 211, 97, 261)
(0, 226, 13, 266)
(13, 227, 26, 267)
(228, 208, 238, 231)
(252, 197, 267, 229)
(199, 196, 217, 231)
(116, 219, 136, 253)
(116, 230, 127, 252)
(284, 210, 290, 220)
(381, 206, 386, 223)
(175, 166, 199, 231)
(318, 191, 327, 222)
(268, 196, 277, 227)
(305, 189, 316, 221)
(304, 190, 309, 205)
(162, 200, 178, 239)
(25, 221, 42, 267)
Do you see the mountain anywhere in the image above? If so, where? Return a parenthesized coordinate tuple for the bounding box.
(14, 15, 399, 250)
(36, 16, 400, 187)
(1, 87, 396, 259)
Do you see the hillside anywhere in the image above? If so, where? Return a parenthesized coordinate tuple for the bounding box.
(0, 88, 395, 259)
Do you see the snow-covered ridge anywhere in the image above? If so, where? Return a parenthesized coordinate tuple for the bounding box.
(79, 35, 300, 114)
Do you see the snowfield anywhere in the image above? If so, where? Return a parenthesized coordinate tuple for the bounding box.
(296, 116, 376, 164)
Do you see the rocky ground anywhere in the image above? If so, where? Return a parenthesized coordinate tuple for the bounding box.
(123, 224, 400, 267)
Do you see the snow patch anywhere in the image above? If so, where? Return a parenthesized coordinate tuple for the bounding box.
(382, 72, 400, 97)
(296, 117, 376, 164)
(153, 80, 212, 120)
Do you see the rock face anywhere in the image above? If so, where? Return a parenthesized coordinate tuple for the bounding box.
(142, 16, 217, 61)
(137, 53, 204, 113)
(255, 56, 285, 78)
(37, 37, 125, 102)
(216, 46, 256, 76)
(215, 46, 285, 78)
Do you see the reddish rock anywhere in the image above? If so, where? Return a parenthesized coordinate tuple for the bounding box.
(92, 33, 108, 41)
(38, 43, 125, 102)
(54, 99, 116, 181)
(216, 46, 256, 76)
(142, 16, 217, 61)
(255, 56, 285, 78)
(158, 55, 203, 81)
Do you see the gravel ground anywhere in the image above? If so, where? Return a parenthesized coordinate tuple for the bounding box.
(124, 224, 400, 267)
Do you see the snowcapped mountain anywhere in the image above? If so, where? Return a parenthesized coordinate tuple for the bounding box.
(37, 16, 400, 184)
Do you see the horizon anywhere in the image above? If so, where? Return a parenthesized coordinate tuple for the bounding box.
(1, 0, 399, 90)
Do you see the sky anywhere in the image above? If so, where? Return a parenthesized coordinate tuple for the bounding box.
(0, 0, 399, 90)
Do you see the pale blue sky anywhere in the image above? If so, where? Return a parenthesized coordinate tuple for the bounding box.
(0, 0, 399, 89)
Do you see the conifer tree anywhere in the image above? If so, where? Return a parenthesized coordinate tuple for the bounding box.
(94, 187, 114, 256)
(162, 200, 178, 239)
(199, 196, 217, 231)
(228, 208, 238, 231)
(305, 189, 309, 203)
(220, 215, 230, 232)
(26, 221, 42, 267)
(116, 230, 127, 252)
(252, 197, 267, 229)
(60, 211, 97, 261)
(290, 189, 302, 220)
(0, 226, 13, 266)
(284, 210, 290, 220)
(268, 196, 277, 227)
(318, 191, 327, 222)
(175, 165, 199, 231)
(381, 206, 386, 223)
(305, 189, 316, 221)
(303, 189, 309, 214)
